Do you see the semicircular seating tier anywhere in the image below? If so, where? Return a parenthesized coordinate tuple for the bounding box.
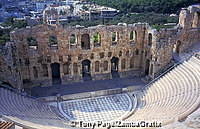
(125, 55, 200, 127)
(0, 88, 71, 129)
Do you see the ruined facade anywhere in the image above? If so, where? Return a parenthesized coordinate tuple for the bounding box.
(0, 5, 200, 89)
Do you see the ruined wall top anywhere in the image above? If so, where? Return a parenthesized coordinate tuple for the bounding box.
(179, 4, 200, 29)
(188, 4, 200, 13)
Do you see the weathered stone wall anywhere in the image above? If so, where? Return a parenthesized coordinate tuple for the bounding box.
(0, 42, 22, 89)
(177, 5, 200, 52)
(10, 23, 151, 87)
(1, 5, 199, 89)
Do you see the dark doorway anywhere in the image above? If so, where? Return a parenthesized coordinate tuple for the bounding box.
(145, 59, 150, 75)
(173, 40, 182, 61)
(82, 59, 92, 81)
(111, 57, 119, 78)
(51, 63, 61, 84)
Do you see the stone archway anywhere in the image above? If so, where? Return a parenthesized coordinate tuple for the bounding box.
(51, 63, 61, 85)
(175, 40, 182, 54)
(111, 57, 119, 78)
(82, 59, 91, 81)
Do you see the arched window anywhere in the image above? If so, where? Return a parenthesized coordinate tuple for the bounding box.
(99, 52, 104, 58)
(111, 32, 118, 45)
(49, 35, 58, 49)
(81, 34, 90, 50)
(148, 33, 153, 46)
(63, 63, 70, 75)
(130, 31, 137, 45)
(82, 59, 91, 78)
(27, 37, 38, 49)
(130, 31, 135, 41)
(103, 61, 108, 71)
(93, 33, 101, 47)
(121, 59, 126, 70)
(69, 34, 76, 45)
(95, 61, 100, 72)
(130, 57, 134, 68)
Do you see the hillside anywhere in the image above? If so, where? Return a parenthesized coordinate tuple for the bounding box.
(90, 0, 199, 13)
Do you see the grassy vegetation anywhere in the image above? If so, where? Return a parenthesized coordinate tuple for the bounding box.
(65, 0, 198, 28)
(89, 0, 199, 14)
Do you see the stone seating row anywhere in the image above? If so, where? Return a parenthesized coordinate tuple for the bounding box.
(0, 88, 70, 129)
(126, 56, 200, 125)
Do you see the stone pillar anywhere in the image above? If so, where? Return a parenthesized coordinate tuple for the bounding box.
(118, 58, 121, 72)
(47, 64, 51, 79)
(108, 60, 112, 78)
(60, 63, 64, 83)
(78, 63, 82, 80)
(90, 61, 94, 77)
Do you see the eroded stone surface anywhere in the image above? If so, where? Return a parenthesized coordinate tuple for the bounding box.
(0, 5, 199, 89)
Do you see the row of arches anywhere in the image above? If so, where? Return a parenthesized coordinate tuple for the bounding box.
(27, 31, 146, 50)
(32, 56, 138, 84)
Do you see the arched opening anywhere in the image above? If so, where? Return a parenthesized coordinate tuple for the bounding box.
(145, 59, 150, 75)
(42, 64, 48, 77)
(81, 34, 90, 50)
(103, 61, 108, 71)
(111, 32, 118, 45)
(175, 40, 182, 54)
(33, 66, 38, 79)
(130, 56, 134, 68)
(135, 49, 139, 55)
(82, 59, 91, 81)
(129, 31, 137, 44)
(27, 37, 38, 49)
(49, 35, 58, 49)
(148, 33, 152, 46)
(51, 63, 61, 84)
(93, 33, 101, 47)
(95, 61, 100, 72)
(111, 57, 119, 78)
(69, 34, 76, 49)
(130, 31, 134, 41)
